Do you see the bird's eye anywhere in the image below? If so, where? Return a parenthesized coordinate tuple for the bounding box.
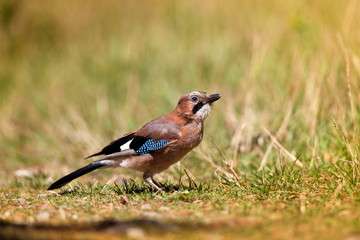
(191, 96, 198, 103)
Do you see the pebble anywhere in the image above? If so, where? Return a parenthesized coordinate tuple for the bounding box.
(220, 209, 229, 215)
(159, 206, 170, 211)
(14, 169, 34, 178)
(59, 208, 66, 220)
(17, 198, 27, 205)
(126, 227, 146, 240)
(140, 204, 152, 210)
(141, 211, 165, 219)
(2, 211, 10, 218)
(36, 211, 50, 221)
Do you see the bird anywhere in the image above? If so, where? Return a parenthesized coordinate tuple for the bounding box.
(47, 91, 221, 191)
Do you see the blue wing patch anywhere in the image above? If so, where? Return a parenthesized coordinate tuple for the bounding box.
(136, 139, 170, 155)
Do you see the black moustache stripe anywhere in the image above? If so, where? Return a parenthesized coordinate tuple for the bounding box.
(192, 101, 204, 114)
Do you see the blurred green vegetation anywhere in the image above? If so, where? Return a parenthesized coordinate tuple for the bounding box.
(0, 0, 359, 192)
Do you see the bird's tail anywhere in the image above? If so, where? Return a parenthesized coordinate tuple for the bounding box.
(47, 161, 109, 190)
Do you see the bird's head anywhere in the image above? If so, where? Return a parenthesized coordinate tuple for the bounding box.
(175, 91, 221, 122)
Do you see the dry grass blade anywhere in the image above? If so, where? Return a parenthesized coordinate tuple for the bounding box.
(331, 177, 345, 201)
(195, 148, 219, 169)
(258, 102, 294, 171)
(259, 145, 273, 171)
(262, 127, 303, 168)
(331, 116, 354, 159)
(345, 53, 356, 128)
(231, 123, 246, 168)
(211, 139, 247, 188)
(336, 34, 357, 128)
(196, 147, 244, 189)
(184, 168, 197, 188)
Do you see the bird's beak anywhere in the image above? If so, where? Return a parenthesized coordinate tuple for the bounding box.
(204, 93, 221, 104)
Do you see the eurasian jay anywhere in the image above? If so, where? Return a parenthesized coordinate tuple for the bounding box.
(47, 91, 221, 191)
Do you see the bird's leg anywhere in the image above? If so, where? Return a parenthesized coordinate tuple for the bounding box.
(143, 173, 162, 191)
(151, 178, 162, 189)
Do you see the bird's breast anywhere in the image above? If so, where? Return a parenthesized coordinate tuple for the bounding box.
(151, 122, 203, 168)
(178, 121, 203, 149)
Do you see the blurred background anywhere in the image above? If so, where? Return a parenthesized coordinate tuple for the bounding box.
(0, 0, 359, 184)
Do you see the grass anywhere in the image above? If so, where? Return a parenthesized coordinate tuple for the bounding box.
(1, 0, 360, 239)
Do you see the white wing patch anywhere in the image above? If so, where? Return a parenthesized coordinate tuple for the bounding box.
(120, 139, 133, 151)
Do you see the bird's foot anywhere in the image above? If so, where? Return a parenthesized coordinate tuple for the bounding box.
(144, 176, 163, 192)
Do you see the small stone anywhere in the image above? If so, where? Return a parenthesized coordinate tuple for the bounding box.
(126, 227, 146, 240)
(220, 209, 229, 215)
(108, 203, 114, 211)
(36, 211, 50, 221)
(38, 194, 48, 198)
(2, 211, 10, 218)
(159, 206, 170, 211)
(17, 198, 27, 204)
(140, 204, 152, 210)
(141, 212, 165, 219)
(15, 169, 34, 178)
(59, 208, 66, 220)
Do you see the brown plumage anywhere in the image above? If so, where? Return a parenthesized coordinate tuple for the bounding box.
(48, 91, 221, 191)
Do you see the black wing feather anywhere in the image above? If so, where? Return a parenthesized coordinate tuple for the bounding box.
(85, 132, 136, 159)
(129, 136, 150, 151)
(85, 133, 153, 159)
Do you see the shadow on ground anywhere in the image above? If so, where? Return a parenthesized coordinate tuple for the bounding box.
(0, 218, 184, 239)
